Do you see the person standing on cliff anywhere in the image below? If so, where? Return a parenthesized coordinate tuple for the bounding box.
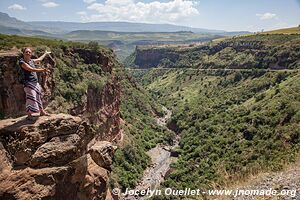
(19, 47, 51, 120)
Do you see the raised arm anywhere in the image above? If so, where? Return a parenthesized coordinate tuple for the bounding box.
(33, 50, 51, 64)
(20, 62, 47, 73)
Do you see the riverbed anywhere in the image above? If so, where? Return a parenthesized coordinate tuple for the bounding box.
(125, 106, 179, 200)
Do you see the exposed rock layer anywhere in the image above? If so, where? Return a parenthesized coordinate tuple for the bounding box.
(0, 114, 116, 200)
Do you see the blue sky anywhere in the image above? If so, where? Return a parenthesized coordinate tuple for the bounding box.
(0, 0, 299, 31)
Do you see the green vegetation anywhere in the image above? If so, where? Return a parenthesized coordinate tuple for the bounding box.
(110, 71, 174, 190)
(3, 30, 300, 198)
(0, 34, 84, 51)
(136, 68, 300, 194)
(0, 33, 174, 192)
(127, 33, 300, 196)
(0, 34, 115, 113)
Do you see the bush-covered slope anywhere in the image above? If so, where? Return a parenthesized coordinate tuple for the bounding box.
(140, 69, 300, 193)
(110, 71, 171, 190)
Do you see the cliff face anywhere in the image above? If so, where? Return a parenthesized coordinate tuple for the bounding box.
(134, 47, 179, 68)
(131, 34, 300, 69)
(0, 114, 116, 200)
(86, 76, 121, 142)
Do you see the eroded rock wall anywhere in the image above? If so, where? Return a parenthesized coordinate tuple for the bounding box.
(86, 76, 121, 142)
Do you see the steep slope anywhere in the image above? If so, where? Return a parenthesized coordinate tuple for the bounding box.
(110, 69, 175, 191)
(140, 68, 300, 198)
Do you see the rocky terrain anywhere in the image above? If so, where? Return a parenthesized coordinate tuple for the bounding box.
(0, 114, 117, 199)
(0, 37, 123, 199)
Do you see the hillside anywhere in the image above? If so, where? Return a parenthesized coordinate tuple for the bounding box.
(132, 68, 300, 199)
(125, 32, 300, 199)
(1, 28, 300, 199)
(126, 34, 300, 69)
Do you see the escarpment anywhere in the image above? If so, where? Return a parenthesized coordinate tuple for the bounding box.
(86, 75, 121, 142)
(134, 47, 180, 69)
(130, 34, 300, 69)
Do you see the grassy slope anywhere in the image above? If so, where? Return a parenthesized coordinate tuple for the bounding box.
(263, 26, 300, 34)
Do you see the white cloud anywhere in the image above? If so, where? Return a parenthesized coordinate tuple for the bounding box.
(42, 2, 59, 8)
(81, 0, 199, 24)
(77, 11, 87, 15)
(8, 4, 26, 10)
(83, 0, 96, 4)
(256, 12, 277, 20)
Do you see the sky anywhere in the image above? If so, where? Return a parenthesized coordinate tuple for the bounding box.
(0, 0, 299, 31)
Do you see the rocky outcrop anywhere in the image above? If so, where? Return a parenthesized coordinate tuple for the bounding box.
(0, 36, 123, 199)
(0, 50, 55, 118)
(0, 47, 118, 119)
(134, 47, 179, 68)
(0, 114, 117, 200)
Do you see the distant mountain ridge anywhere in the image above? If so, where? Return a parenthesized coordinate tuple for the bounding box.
(28, 21, 226, 34)
(0, 12, 61, 34)
(0, 12, 250, 35)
